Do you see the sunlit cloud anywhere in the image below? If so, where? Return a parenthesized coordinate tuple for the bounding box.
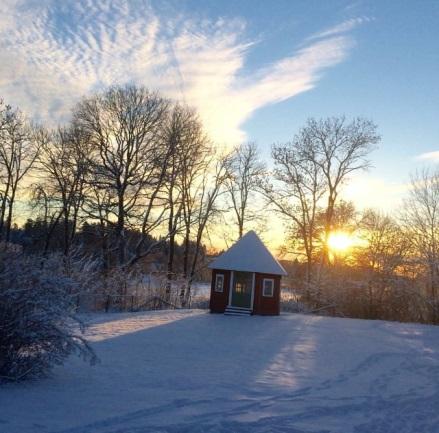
(415, 151, 439, 162)
(1, 0, 361, 144)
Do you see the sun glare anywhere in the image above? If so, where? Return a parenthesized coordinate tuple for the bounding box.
(327, 231, 354, 253)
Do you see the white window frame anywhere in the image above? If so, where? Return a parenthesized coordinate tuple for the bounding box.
(215, 273, 224, 293)
(262, 278, 274, 297)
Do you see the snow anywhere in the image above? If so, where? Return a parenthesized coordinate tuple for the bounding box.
(208, 230, 287, 275)
(1, 310, 439, 433)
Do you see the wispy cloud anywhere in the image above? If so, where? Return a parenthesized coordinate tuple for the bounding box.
(1, 0, 363, 144)
(415, 151, 439, 162)
(307, 17, 372, 41)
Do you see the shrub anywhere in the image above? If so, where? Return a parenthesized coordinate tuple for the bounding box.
(0, 249, 96, 382)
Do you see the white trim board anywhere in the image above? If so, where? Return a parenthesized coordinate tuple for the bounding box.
(227, 271, 255, 310)
(227, 270, 234, 307)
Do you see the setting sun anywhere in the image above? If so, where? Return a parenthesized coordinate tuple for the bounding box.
(327, 231, 354, 253)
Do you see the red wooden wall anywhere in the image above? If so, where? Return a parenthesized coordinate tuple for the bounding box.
(209, 269, 231, 313)
(209, 269, 281, 315)
(253, 273, 281, 315)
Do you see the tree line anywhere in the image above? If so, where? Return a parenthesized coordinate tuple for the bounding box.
(1, 84, 439, 324)
(1, 86, 233, 306)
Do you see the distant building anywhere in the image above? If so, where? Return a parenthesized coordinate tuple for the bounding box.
(208, 231, 287, 316)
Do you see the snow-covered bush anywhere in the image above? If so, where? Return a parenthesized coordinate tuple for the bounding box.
(0, 249, 97, 382)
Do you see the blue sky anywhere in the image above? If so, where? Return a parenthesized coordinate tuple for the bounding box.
(1, 0, 438, 211)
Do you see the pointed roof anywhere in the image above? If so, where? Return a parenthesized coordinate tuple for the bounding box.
(208, 231, 287, 276)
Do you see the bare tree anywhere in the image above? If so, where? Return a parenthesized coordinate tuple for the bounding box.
(81, 179, 115, 273)
(402, 169, 439, 321)
(314, 200, 357, 266)
(33, 125, 89, 259)
(177, 118, 210, 290)
(29, 183, 63, 256)
(180, 151, 230, 306)
(0, 102, 39, 243)
(162, 105, 199, 290)
(322, 200, 356, 233)
(301, 117, 380, 262)
(73, 85, 169, 267)
(260, 117, 378, 297)
(225, 142, 265, 240)
(358, 210, 408, 273)
(260, 140, 326, 288)
(355, 209, 411, 318)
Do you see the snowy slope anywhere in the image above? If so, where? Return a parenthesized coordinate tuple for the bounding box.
(1, 310, 439, 433)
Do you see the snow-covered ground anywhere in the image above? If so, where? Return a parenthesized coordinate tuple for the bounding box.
(1, 310, 439, 433)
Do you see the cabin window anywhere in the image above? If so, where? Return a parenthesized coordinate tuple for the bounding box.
(262, 278, 274, 297)
(215, 274, 224, 292)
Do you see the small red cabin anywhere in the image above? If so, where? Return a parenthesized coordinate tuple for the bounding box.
(208, 231, 287, 315)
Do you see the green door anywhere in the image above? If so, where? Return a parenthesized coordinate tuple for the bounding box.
(231, 271, 253, 308)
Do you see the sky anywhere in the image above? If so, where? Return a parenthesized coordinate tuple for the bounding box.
(1, 0, 438, 213)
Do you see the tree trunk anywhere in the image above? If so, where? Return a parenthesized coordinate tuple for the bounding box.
(63, 207, 70, 257)
(116, 194, 125, 267)
(5, 186, 16, 243)
(166, 231, 175, 302)
(180, 226, 191, 306)
(183, 226, 190, 279)
(238, 221, 243, 239)
(0, 181, 10, 240)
